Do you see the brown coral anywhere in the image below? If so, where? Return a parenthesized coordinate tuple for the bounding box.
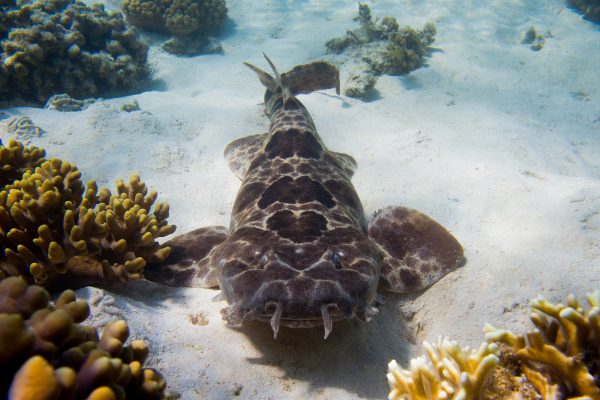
(1, 0, 150, 105)
(0, 138, 46, 187)
(0, 139, 175, 289)
(122, 0, 227, 36)
(388, 290, 600, 399)
(0, 276, 166, 399)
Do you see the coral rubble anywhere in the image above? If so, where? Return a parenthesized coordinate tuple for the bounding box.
(325, 3, 436, 99)
(0, 0, 150, 105)
(1, 116, 45, 141)
(387, 290, 600, 399)
(122, 0, 227, 55)
(0, 138, 176, 289)
(0, 276, 166, 399)
(44, 94, 96, 112)
(569, 0, 600, 23)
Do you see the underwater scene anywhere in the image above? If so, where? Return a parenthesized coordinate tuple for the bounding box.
(1, 0, 600, 398)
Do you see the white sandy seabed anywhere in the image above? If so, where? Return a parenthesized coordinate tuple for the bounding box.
(1, 0, 600, 398)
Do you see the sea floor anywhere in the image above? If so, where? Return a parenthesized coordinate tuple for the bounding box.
(1, 0, 599, 399)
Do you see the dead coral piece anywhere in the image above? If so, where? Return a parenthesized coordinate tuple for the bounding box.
(1, 116, 45, 141)
(0, 0, 150, 105)
(162, 35, 224, 56)
(45, 94, 97, 112)
(0, 139, 175, 289)
(344, 67, 377, 100)
(388, 290, 600, 399)
(325, 3, 436, 100)
(0, 276, 167, 399)
(121, 99, 141, 112)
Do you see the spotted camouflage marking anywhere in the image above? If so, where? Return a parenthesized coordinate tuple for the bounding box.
(147, 55, 464, 339)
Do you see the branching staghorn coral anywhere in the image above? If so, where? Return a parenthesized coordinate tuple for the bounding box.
(0, 138, 176, 289)
(388, 290, 600, 399)
(0, 276, 166, 399)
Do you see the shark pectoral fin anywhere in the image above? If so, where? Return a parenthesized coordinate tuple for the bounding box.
(224, 133, 268, 179)
(368, 206, 464, 293)
(144, 226, 229, 288)
(331, 151, 357, 177)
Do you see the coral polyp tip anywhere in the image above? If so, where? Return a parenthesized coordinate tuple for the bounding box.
(0, 278, 168, 398)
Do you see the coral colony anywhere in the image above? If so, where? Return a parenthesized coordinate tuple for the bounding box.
(0, 0, 150, 104)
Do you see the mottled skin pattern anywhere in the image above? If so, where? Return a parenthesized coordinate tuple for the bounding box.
(146, 55, 464, 339)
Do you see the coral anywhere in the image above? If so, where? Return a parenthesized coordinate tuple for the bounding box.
(324, 3, 436, 99)
(387, 338, 500, 399)
(344, 67, 377, 100)
(121, 99, 141, 112)
(0, 0, 150, 105)
(0, 139, 176, 289)
(1, 116, 45, 141)
(375, 23, 436, 76)
(569, 0, 600, 23)
(121, 0, 227, 54)
(0, 138, 46, 188)
(387, 290, 600, 399)
(162, 34, 223, 56)
(0, 276, 167, 399)
(521, 26, 550, 51)
(45, 94, 96, 112)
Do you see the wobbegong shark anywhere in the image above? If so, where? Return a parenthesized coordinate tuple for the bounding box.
(146, 54, 464, 339)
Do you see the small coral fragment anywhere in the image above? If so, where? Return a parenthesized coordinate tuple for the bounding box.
(388, 290, 600, 399)
(2, 116, 45, 141)
(44, 94, 96, 112)
(521, 26, 550, 51)
(0, 277, 167, 399)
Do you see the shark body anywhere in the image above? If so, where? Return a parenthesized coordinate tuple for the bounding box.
(147, 55, 464, 339)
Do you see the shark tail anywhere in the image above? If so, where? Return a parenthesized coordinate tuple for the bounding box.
(244, 53, 340, 111)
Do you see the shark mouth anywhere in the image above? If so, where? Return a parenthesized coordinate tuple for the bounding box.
(222, 302, 379, 339)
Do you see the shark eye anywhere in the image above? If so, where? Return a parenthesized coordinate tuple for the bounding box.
(259, 254, 269, 268)
(332, 252, 343, 269)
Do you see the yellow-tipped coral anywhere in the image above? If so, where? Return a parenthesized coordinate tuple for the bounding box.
(388, 290, 600, 399)
(1, 276, 166, 399)
(387, 338, 500, 400)
(0, 138, 175, 289)
(0, 138, 46, 187)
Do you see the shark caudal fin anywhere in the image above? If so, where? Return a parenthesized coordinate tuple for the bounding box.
(244, 54, 340, 107)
